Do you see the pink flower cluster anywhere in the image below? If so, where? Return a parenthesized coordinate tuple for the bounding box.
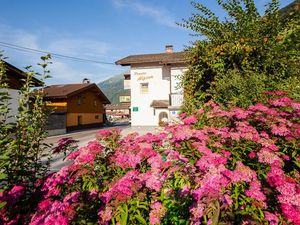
(1, 94, 299, 224)
(30, 191, 80, 225)
(267, 164, 300, 224)
(0, 185, 25, 206)
(149, 201, 166, 225)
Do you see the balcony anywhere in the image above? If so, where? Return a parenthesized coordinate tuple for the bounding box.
(169, 93, 184, 108)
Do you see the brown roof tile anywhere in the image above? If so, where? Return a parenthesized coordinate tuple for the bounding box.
(150, 100, 169, 108)
(43, 83, 110, 104)
(119, 90, 131, 96)
(105, 103, 130, 110)
(115, 52, 187, 66)
(3, 60, 43, 88)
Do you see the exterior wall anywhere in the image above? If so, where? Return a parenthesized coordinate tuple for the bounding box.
(129, 64, 187, 126)
(66, 90, 105, 128)
(67, 90, 105, 114)
(124, 80, 131, 90)
(8, 89, 19, 123)
(46, 113, 66, 136)
(169, 110, 181, 123)
(169, 66, 187, 109)
(67, 113, 103, 127)
(170, 67, 186, 94)
(0, 89, 20, 124)
(130, 65, 170, 126)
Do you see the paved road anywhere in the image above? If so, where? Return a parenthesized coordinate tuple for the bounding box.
(45, 123, 159, 171)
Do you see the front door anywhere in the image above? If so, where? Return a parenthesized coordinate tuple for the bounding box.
(158, 112, 168, 125)
(77, 115, 82, 126)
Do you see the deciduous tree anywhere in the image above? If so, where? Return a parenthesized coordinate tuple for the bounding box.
(179, 0, 300, 112)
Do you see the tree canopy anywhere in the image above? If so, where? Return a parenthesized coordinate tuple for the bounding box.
(179, 0, 300, 112)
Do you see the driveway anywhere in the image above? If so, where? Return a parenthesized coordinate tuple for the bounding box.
(45, 123, 159, 171)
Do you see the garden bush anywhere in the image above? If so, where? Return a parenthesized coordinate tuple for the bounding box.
(0, 53, 52, 224)
(1, 92, 299, 224)
(179, 0, 300, 111)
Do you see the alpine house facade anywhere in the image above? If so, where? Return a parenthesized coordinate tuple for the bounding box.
(116, 45, 187, 126)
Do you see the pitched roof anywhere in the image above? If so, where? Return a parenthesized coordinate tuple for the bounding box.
(105, 103, 130, 110)
(43, 83, 110, 104)
(3, 60, 43, 88)
(115, 52, 187, 66)
(150, 100, 169, 108)
(119, 90, 131, 96)
(280, 0, 300, 15)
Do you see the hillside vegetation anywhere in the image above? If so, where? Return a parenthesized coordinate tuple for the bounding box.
(98, 73, 125, 104)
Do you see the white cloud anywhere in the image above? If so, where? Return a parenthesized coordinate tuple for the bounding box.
(47, 58, 125, 85)
(0, 24, 41, 67)
(47, 60, 84, 84)
(0, 24, 121, 85)
(0, 24, 39, 49)
(112, 0, 178, 28)
(47, 39, 112, 59)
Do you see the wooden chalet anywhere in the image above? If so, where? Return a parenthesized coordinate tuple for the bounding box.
(43, 82, 110, 134)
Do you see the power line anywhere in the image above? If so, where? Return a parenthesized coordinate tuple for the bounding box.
(0, 41, 115, 65)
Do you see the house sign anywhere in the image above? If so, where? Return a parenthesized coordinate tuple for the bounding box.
(134, 72, 147, 76)
(137, 75, 154, 81)
(134, 72, 153, 81)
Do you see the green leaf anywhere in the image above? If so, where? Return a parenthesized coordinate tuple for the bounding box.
(0, 173, 7, 180)
(134, 213, 147, 224)
(0, 201, 7, 209)
(293, 160, 300, 169)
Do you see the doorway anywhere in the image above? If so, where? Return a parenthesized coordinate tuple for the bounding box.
(158, 112, 168, 125)
(77, 115, 82, 126)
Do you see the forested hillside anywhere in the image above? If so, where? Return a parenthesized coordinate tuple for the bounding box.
(98, 73, 124, 104)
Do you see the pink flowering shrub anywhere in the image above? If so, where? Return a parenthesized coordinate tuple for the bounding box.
(1, 93, 300, 224)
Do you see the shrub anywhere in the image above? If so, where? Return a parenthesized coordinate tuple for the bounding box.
(1, 93, 298, 224)
(0, 53, 52, 224)
(179, 0, 300, 111)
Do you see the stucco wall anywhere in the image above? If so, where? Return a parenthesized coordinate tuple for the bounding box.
(171, 67, 186, 94)
(0, 89, 20, 124)
(129, 65, 186, 126)
(130, 66, 170, 126)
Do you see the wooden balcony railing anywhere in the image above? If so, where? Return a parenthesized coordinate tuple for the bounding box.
(169, 93, 184, 107)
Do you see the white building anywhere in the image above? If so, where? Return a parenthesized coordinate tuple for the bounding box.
(116, 45, 187, 126)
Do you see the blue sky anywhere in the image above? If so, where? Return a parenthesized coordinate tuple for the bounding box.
(0, 0, 294, 85)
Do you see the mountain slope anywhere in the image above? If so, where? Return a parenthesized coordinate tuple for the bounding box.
(98, 74, 124, 104)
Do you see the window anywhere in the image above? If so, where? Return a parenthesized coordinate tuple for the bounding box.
(95, 115, 99, 119)
(77, 96, 81, 105)
(140, 83, 149, 94)
(120, 96, 131, 103)
(94, 99, 97, 107)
